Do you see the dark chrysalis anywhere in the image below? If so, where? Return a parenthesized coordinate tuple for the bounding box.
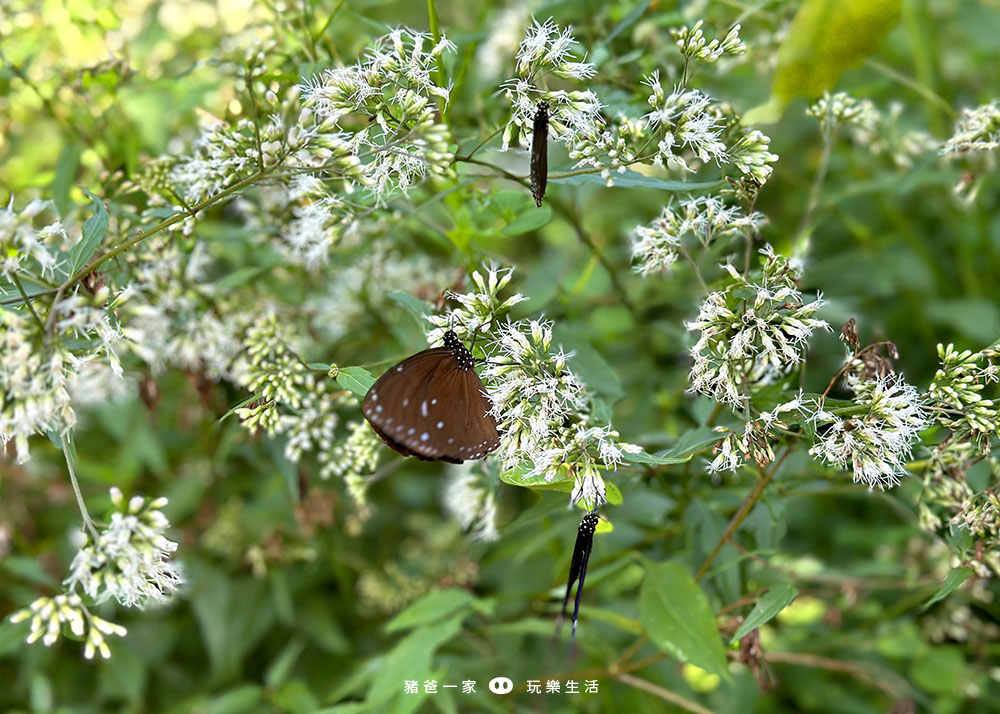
(530, 101, 549, 207)
(558, 510, 599, 638)
(362, 331, 501, 463)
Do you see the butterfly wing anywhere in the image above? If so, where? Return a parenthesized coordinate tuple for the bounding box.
(448, 368, 500, 461)
(362, 348, 500, 463)
(362, 347, 456, 461)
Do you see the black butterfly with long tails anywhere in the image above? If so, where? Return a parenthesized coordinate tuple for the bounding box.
(530, 101, 550, 207)
(362, 330, 501, 463)
(558, 510, 599, 638)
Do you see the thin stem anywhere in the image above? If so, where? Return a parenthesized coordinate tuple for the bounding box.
(795, 104, 834, 251)
(64, 444, 99, 540)
(695, 448, 790, 580)
(61, 166, 277, 293)
(452, 126, 503, 164)
(677, 242, 708, 292)
(761, 650, 906, 699)
(818, 340, 896, 403)
(616, 673, 714, 714)
(10, 274, 45, 332)
(426, 0, 447, 113)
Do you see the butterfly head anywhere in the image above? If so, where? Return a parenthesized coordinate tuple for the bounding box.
(443, 330, 475, 371)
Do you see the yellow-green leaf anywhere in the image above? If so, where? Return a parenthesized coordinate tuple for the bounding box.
(744, 0, 902, 124)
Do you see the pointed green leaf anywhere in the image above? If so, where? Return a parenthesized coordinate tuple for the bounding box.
(639, 560, 729, 679)
(922, 567, 972, 611)
(732, 584, 799, 641)
(336, 366, 375, 397)
(66, 190, 109, 277)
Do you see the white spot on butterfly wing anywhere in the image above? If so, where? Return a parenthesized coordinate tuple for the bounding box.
(421, 400, 428, 417)
(370, 392, 378, 402)
(421, 432, 429, 442)
(402, 398, 409, 407)
(375, 405, 383, 413)
(436, 421, 444, 429)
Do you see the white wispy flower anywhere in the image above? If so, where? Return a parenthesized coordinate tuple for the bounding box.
(808, 376, 929, 489)
(631, 196, 765, 276)
(941, 100, 1000, 157)
(686, 247, 829, 406)
(501, 18, 602, 150)
(64, 489, 184, 608)
(301, 28, 455, 200)
(708, 396, 804, 473)
(426, 265, 528, 343)
(443, 466, 499, 541)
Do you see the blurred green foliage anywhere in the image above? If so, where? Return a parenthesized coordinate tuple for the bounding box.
(2, 0, 1000, 713)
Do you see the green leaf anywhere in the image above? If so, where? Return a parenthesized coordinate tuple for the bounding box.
(204, 685, 264, 714)
(388, 290, 432, 324)
(386, 588, 477, 633)
(551, 171, 726, 192)
(217, 392, 264, 424)
(500, 465, 574, 492)
(336, 366, 375, 397)
(66, 189, 109, 278)
(922, 567, 972, 611)
(51, 144, 81, 218)
(606, 0, 654, 44)
(745, 0, 902, 123)
(502, 204, 552, 236)
(623, 449, 692, 466)
(639, 560, 729, 679)
(368, 614, 465, 705)
(732, 584, 799, 641)
(586, 607, 643, 634)
(604, 480, 623, 505)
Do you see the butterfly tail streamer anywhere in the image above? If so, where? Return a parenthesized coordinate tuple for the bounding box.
(530, 101, 549, 207)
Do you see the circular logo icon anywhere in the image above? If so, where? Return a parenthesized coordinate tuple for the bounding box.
(489, 677, 513, 694)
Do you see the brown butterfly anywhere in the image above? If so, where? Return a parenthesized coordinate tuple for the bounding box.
(362, 331, 500, 463)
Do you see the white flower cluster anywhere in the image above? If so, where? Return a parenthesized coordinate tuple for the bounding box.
(325, 419, 381, 493)
(236, 311, 326, 434)
(426, 265, 528, 343)
(444, 466, 499, 541)
(941, 100, 1000, 157)
(672, 21, 746, 63)
(807, 93, 936, 168)
(65, 488, 184, 607)
(301, 28, 455, 198)
(631, 195, 764, 276)
(1, 200, 127, 462)
(501, 18, 602, 151)
(686, 247, 829, 406)
(928, 342, 999, 451)
(9, 593, 127, 660)
(122, 238, 243, 381)
(807, 92, 880, 136)
(475, 1, 536, 81)
(0, 197, 72, 277)
(567, 70, 777, 187)
(808, 376, 929, 490)
(428, 266, 639, 508)
(708, 395, 805, 473)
